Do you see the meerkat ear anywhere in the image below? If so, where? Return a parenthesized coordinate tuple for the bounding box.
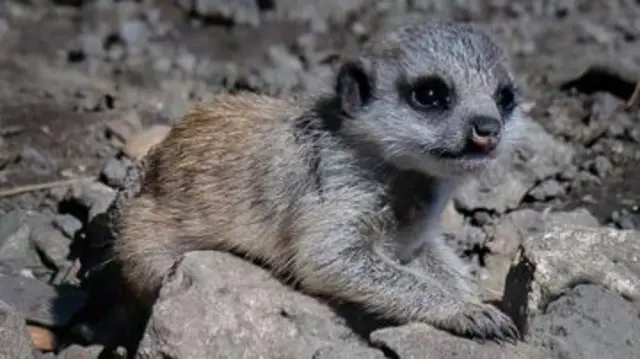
(335, 60, 373, 117)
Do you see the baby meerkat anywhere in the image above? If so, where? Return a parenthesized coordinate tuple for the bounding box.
(110, 21, 527, 342)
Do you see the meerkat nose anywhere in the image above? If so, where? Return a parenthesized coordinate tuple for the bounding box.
(469, 115, 501, 152)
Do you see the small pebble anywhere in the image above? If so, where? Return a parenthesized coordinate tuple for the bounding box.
(123, 125, 171, 160)
(101, 156, 132, 189)
(19, 147, 55, 176)
(590, 155, 613, 178)
(558, 165, 578, 181)
(628, 127, 640, 143)
(528, 179, 566, 201)
(472, 210, 492, 226)
(53, 214, 83, 239)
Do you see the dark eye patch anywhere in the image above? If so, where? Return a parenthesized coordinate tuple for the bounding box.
(495, 84, 518, 116)
(407, 76, 453, 112)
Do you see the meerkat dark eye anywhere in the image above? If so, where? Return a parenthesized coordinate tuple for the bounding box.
(496, 84, 517, 115)
(409, 77, 452, 111)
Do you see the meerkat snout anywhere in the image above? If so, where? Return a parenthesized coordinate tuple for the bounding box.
(467, 115, 502, 153)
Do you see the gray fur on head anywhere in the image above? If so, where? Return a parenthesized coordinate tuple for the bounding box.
(332, 21, 527, 178)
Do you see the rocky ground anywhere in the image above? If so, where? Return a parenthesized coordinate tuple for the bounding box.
(1, 0, 640, 358)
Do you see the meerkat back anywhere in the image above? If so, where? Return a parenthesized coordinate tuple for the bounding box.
(110, 92, 311, 301)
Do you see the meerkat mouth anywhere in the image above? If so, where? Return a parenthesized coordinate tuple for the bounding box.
(431, 145, 497, 160)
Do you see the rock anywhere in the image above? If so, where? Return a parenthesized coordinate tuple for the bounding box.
(444, 224, 485, 258)
(628, 126, 640, 143)
(370, 323, 552, 359)
(482, 209, 544, 301)
(526, 179, 566, 202)
(590, 155, 613, 178)
(0, 210, 50, 275)
(100, 156, 134, 190)
(272, 0, 369, 32)
(0, 275, 88, 327)
(482, 208, 599, 301)
(53, 214, 83, 239)
(503, 226, 640, 336)
(312, 345, 386, 359)
(176, 51, 197, 74)
(105, 34, 126, 62)
(30, 223, 72, 272)
(123, 124, 171, 160)
(28, 325, 57, 352)
(472, 210, 493, 226)
(571, 171, 602, 190)
(19, 146, 56, 176)
(545, 207, 599, 227)
(176, 0, 261, 27)
(267, 45, 304, 72)
(558, 165, 578, 181)
(454, 119, 574, 213)
(119, 19, 150, 48)
(57, 344, 105, 359)
(489, 209, 545, 256)
(67, 180, 117, 222)
(589, 93, 620, 126)
(105, 112, 144, 145)
(136, 251, 379, 359)
(528, 284, 640, 359)
(0, 300, 34, 359)
(611, 209, 640, 230)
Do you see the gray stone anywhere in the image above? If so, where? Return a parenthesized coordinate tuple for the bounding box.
(573, 171, 602, 188)
(0, 300, 34, 359)
(53, 214, 83, 239)
(30, 223, 72, 272)
(611, 210, 640, 230)
(100, 156, 133, 189)
(527, 179, 566, 201)
(482, 208, 599, 301)
(629, 127, 640, 143)
(590, 155, 613, 178)
(472, 210, 493, 226)
(176, 0, 261, 27)
(370, 323, 552, 359)
(528, 284, 640, 359)
(68, 180, 117, 221)
(444, 224, 486, 257)
(546, 207, 599, 227)
(19, 146, 56, 176)
(272, 0, 369, 33)
(57, 344, 105, 359)
(454, 119, 574, 213)
(136, 251, 375, 359)
(503, 226, 640, 335)
(558, 165, 578, 181)
(119, 20, 149, 47)
(0, 275, 88, 327)
(311, 345, 385, 359)
(267, 45, 304, 72)
(0, 210, 50, 274)
(176, 51, 197, 74)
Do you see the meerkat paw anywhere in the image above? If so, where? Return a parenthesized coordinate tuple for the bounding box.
(434, 302, 520, 344)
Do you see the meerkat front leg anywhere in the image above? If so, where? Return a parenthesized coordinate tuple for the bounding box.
(294, 204, 519, 343)
(395, 180, 479, 300)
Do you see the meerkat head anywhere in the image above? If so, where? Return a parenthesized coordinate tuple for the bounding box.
(328, 22, 527, 178)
